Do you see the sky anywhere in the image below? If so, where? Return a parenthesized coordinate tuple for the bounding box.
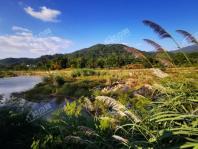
(0, 0, 198, 58)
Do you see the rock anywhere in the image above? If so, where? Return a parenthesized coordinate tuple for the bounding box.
(101, 83, 130, 93)
(133, 84, 154, 97)
(150, 68, 169, 78)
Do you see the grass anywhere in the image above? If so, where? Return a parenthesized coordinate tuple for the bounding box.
(0, 71, 18, 78)
(0, 67, 198, 149)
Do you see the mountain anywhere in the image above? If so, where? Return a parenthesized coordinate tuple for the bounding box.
(0, 54, 63, 66)
(69, 44, 145, 57)
(0, 44, 197, 69)
(172, 44, 198, 53)
(0, 44, 143, 66)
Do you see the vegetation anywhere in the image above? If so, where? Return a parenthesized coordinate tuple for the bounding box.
(0, 44, 197, 71)
(0, 71, 18, 78)
(1, 67, 197, 149)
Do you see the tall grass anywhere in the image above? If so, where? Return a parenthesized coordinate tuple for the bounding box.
(115, 79, 198, 148)
(143, 20, 192, 65)
(28, 69, 198, 149)
(143, 38, 176, 67)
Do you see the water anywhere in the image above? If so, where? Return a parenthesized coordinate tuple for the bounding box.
(0, 76, 42, 100)
(0, 76, 67, 121)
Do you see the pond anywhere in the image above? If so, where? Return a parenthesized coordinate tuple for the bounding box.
(0, 76, 42, 101)
(0, 76, 67, 121)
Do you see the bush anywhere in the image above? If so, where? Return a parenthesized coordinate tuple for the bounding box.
(71, 69, 99, 78)
(54, 76, 65, 87)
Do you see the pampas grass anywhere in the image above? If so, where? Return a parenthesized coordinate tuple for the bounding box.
(95, 96, 141, 123)
(77, 126, 98, 137)
(143, 20, 172, 39)
(143, 39, 175, 67)
(143, 39, 163, 52)
(143, 20, 181, 48)
(176, 29, 198, 44)
(143, 20, 192, 65)
(64, 135, 93, 144)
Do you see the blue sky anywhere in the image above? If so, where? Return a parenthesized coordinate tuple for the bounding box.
(0, 0, 198, 58)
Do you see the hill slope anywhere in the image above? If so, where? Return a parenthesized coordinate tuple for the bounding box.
(172, 44, 198, 53)
(0, 44, 143, 66)
(0, 44, 197, 69)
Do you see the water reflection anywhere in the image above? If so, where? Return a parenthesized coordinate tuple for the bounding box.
(0, 76, 42, 101)
(0, 76, 69, 121)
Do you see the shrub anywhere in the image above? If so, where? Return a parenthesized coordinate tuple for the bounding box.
(54, 76, 65, 87)
(71, 69, 99, 78)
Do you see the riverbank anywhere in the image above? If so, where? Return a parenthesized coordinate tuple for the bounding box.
(12, 67, 197, 102)
(0, 70, 48, 78)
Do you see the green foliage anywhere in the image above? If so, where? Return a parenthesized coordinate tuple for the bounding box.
(71, 69, 99, 78)
(115, 80, 198, 148)
(0, 44, 197, 71)
(1, 68, 198, 149)
(0, 108, 42, 149)
(0, 71, 17, 78)
(54, 76, 65, 87)
(97, 117, 113, 131)
(64, 101, 82, 117)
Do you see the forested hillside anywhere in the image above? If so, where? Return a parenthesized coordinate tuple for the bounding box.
(0, 44, 198, 70)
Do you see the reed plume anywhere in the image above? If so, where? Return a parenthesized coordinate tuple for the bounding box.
(95, 96, 141, 123)
(143, 20, 191, 64)
(176, 29, 198, 44)
(143, 39, 175, 67)
(143, 20, 181, 48)
(143, 20, 172, 38)
(143, 39, 163, 52)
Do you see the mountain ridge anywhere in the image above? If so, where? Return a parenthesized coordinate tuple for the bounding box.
(0, 44, 197, 68)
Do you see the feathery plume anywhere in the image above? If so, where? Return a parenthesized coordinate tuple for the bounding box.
(65, 135, 93, 144)
(77, 126, 98, 137)
(95, 96, 141, 123)
(143, 20, 192, 64)
(143, 39, 175, 67)
(143, 20, 181, 48)
(143, 20, 172, 39)
(143, 39, 164, 52)
(176, 30, 198, 44)
(112, 135, 128, 144)
(156, 56, 174, 67)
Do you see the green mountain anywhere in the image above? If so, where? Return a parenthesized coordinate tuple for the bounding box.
(0, 54, 63, 66)
(0, 44, 143, 67)
(0, 44, 197, 70)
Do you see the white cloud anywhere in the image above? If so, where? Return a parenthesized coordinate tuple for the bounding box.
(0, 26, 72, 58)
(24, 6, 61, 22)
(12, 26, 31, 33)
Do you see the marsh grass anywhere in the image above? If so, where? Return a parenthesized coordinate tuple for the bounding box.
(4, 68, 197, 149)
